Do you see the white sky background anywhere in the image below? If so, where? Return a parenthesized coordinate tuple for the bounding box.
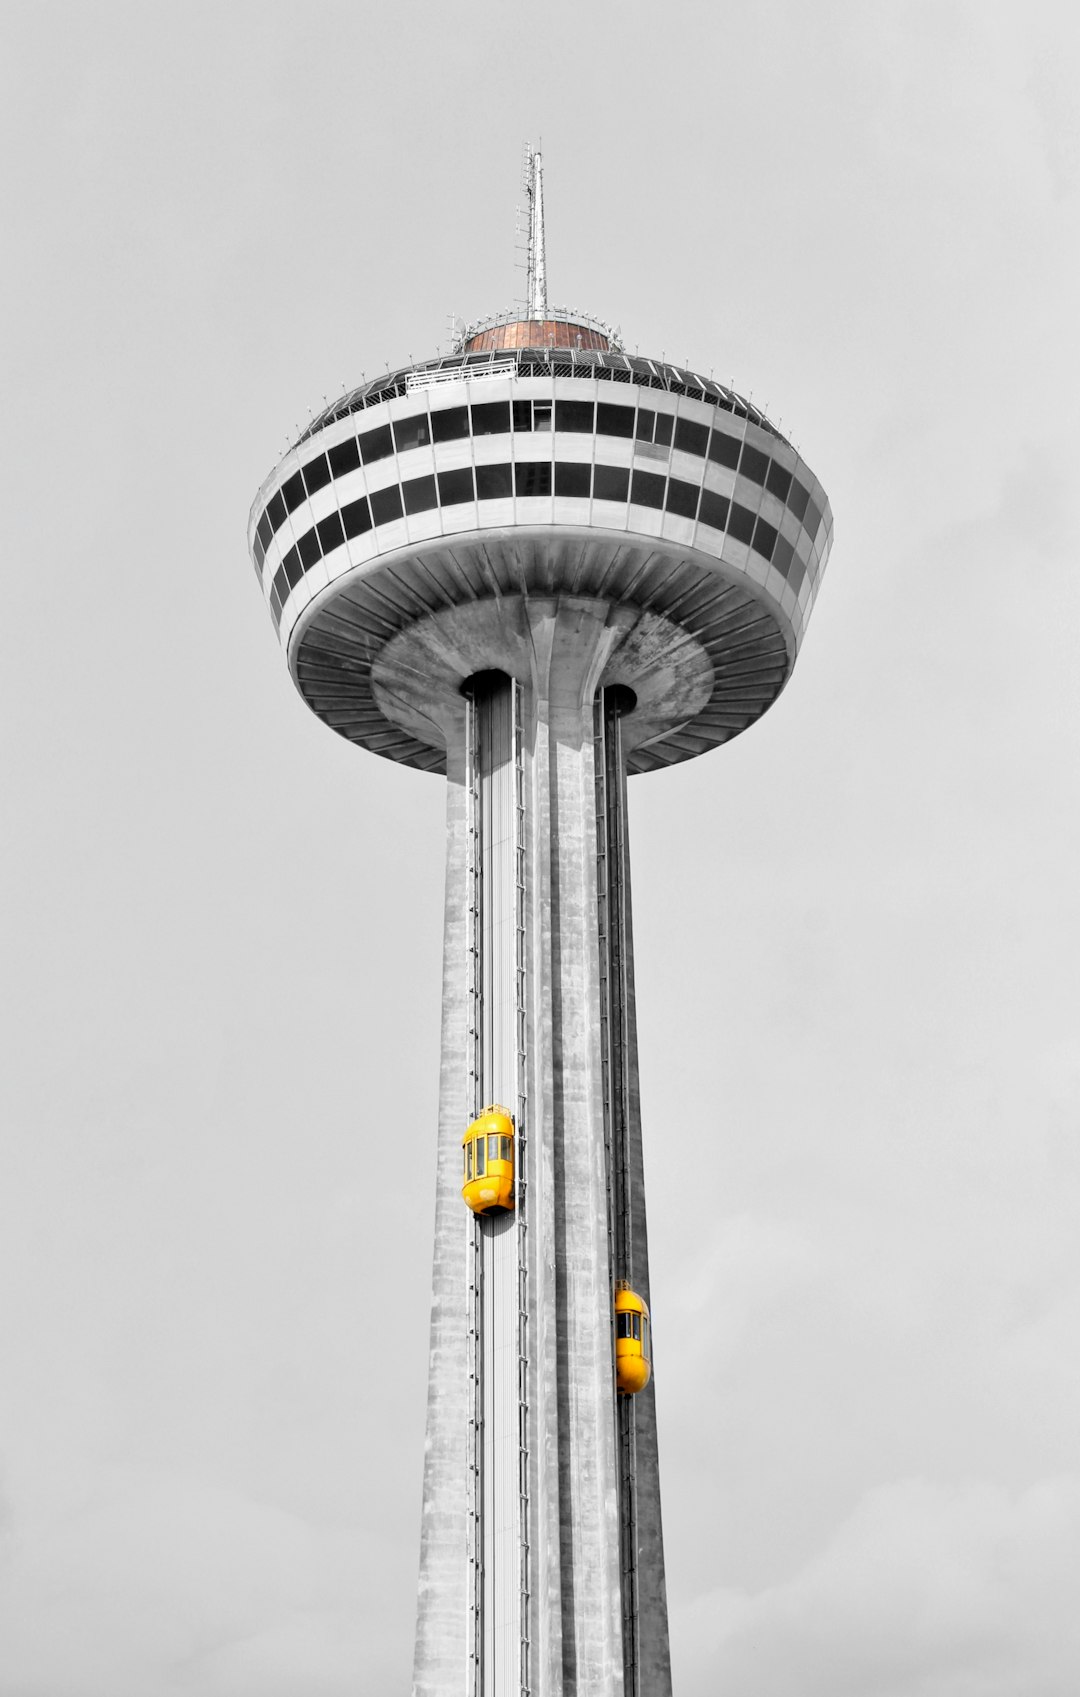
(1, 2, 1077, 1692)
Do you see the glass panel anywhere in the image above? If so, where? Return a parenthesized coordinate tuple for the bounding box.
(476, 1139, 486, 1175)
(437, 466, 475, 505)
(635, 407, 655, 443)
(554, 461, 591, 498)
(317, 511, 345, 555)
(302, 453, 333, 497)
(370, 484, 403, 526)
(328, 437, 361, 478)
(642, 1318, 650, 1358)
(282, 470, 305, 514)
(803, 496, 823, 539)
(632, 1314, 641, 1340)
(488, 1134, 500, 1161)
(296, 527, 321, 567)
(266, 491, 287, 533)
(653, 413, 673, 447)
(475, 463, 513, 499)
(674, 417, 709, 457)
(471, 401, 511, 436)
(616, 1314, 633, 1339)
(699, 489, 730, 533)
(772, 533, 795, 578)
(787, 479, 810, 521)
(403, 474, 438, 514)
(752, 515, 778, 561)
(533, 402, 552, 430)
(631, 470, 665, 509)
(281, 544, 302, 588)
(358, 423, 393, 465)
(341, 495, 372, 538)
(500, 1136, 512, 1161)
(513, 399, 532, 432)
(666, 477, 699, 519)
(593, 464, 629, 502)
(253, 534, 265, 568)
(431, 405, 469, 442)
(766, 460, 792, 501)
(271, 562, 290, 605)
(554, 399, 594, 433)
(596, 401, 634, 438)
(466, 1142, 473, 1179)
(256, 511, 274, 551)
(515, 461, 552, 498)
(739, 443, 770, 486)
(728, 503, 756, 545)
(393, 413, 429, 453)
(707, 429, 740, 469)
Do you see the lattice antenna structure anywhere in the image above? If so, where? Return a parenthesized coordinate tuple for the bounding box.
(524, 144, 547, 320)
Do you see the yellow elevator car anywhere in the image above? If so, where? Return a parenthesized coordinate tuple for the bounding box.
(462, 1105, 516, 1214)
(614, 1282, 651, 1394)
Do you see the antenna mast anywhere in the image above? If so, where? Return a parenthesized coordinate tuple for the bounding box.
(524, 145, 547, 320)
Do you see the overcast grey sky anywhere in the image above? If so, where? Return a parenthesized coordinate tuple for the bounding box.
(1, 3, 1077, 1693)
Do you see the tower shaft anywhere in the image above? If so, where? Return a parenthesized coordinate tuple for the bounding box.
(413, 604, 671, 1697)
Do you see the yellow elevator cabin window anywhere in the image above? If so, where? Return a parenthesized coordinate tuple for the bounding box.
(461, 1105, 515, 1215)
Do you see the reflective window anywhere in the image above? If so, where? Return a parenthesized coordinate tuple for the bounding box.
(266, 491, 287, 533)
(515, 461, 552, 498)
(476, 1139, 486, 1175)
(593, 464, 629, 502)
(752, 515, 778, 561)
(298, 528, 321, 568)
(773, 533, 795, 578)
(555, 462, 591, 498)
(533, 402, 552, 431)
(766, 460, 792, 502)
(476, 463, 513, 499)
(632, 1313, 641, 1341)
(328, 437, 361, 478)
(642, 1318, 650, 1358)
(500, 1136, 512, 1161)
(616, 1314, 633, 1339)
(403, 474, 438, 514)
(341, 495, 372, 539)
(487, 1134, 500, 1162)
(513, 400, 532, 432)
(438, 467, 475, 505)
(596, 402, 634, 438)
(317, 511, 345, 555)
(370, 484, 403, 526)
(635, 407, 655, 443)
(358, 423, 393, 465)
(554, 399, 594, 433)
(666, 477, 699, 519)
(282, 470, 305, 514)
(253, 534, 266, 568)
(707, 430, 740, 470)
(653, 413, 673, 447)
(739, 444, 770, 486)
(281, 545, 301, 588)
(674, 417, 709, 457)
(394, 413, 430, 453)
(272, 562, 290, 606)
(699, 489, 730, 533)
(728, 503, 756, 546)
(256, 511, 274, 552)
(472, 401, 511, 436)
(803, 496, 822, 539)
(432, 406, 469, 442)
(787, 479, 810, 522)
(269, 584, 283, 621)
(302, 454, 332, 497)
(631, 470, 666, 509)
(466, 1142, 473, 1179)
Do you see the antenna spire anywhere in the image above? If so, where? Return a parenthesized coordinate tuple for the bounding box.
(524, 144, 547, 320)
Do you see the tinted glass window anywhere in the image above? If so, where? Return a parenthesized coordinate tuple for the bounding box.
(464, 1144, 471, 1178)
(317, 511, 345, 555)
(487, 1134, 500, 1161)
(515, 461, 552, 498)
(666, 477, 699, 519)
(766, 460, 792, 501)
(635, 407, 655, 443)
(266, 491, 287, 534)
(476, 463, 513, 499)
(302, 454, 332, 497)
(653, 413, 673, 447)
(631, 470, 666, 509)
(787, 479, 810, 521)
(253, 534, 266, 568)
(438, 466, 475, 505)
(752, 515, 778, 560)
(297, 528, 321, 569)
(728, 503, 756, 545)
(699, 489, 730, 533)
(772, 533, 795, 578)
(282, 545, 302, 588)
(282, 470, 305, 514)
(803, 497, 823, 539)
(707, 429, 740, 469)
(370, 484, 403, 526)
(271, 563, 290, 606)
(513, 400, 532, 432)
(555, 462, 591, 498)
(594, 464, 629, 502)
(341, 496, 372, 539)
(403, 474, 438, 514)
(476, 1140, 486, 1175)
(739, 444, 770, 486)
(394, 413, 430, 453)
(328, 436, 361, 478)
(472, 401, 511, 436)
(358, 423, 393, 465)
(632, 1314, 641, 1340)
(596, 402, 634, 438)
(788, 554, 808, 596)
(554, 399, 594, 433)
(256, 511, 274, 551)
(674, 417, 709, 457)
(431, 406, 469, 442)
(500, 1136, 512, 1161)
(617, 1314, 633, 1339)
(533, 401, 552, 430)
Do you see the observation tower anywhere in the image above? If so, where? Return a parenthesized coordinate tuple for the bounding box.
(247, 149, 833, 1697)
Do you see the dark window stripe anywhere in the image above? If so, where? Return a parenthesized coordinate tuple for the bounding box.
(555, 399, 594, 433)
(739, 444, 770, 486)
(707, 430, 740, 469)
(674, 417, 709, 457)
(341, 496, 372, 538)
(631, 469, 666, 509)
(282, 471, 305, 514)
(788, 479, 810, 521)
(666, 476, 699, 519)
(297, 528, 321, 569)
(596, 401, 634, 438)
(593, 464, 629, 502)
(302, 454, 332, 497)
(403, 474, 438, 514)
(699, 489, 730, 533)
(256, 511, 274, 551)
(472, 401, 511, 436)
(370, 484, 403, 525)
(431, 405, 469, 442)
(358, 423, 393, 465)
(317, 511, 345, 555)
(437, 466, 475, 505)
(555, 462, 591, 498)
(476, 462, 513, 498)
(328, 437, 361, 478)
(728, 503, 756, 546)
(766, 461, 792, 501)
(515, 461, 552, 498)
(752, 515, 778, 561)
